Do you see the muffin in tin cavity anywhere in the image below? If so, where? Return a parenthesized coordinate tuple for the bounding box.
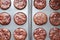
(14, 0, 27, 10)
(49, 0, 60, 10)
(34, 0, 46, 10)
(0, 28, 11, 40)
(33, 12, 47, 25)
(0, 0, 11, 10)
(49, 12, 60, 26)
(33, 28, 47, 40)
(0, 12, 11, 25)
(14, 28, 27, 40)
(49, 27, 60, 40)
(14, 12, 27, 25)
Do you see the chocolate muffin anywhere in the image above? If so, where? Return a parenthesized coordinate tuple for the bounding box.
(33, 12, 47, 25)
(49, 12, 60, 26)
(34, 0, 46, 9)
(0, 12, 11, 25)
(14, 0, 27, 10)
(0, 28, 11, 40)
(49, 27, 60, 40)
(14, 28, 27, 40)
(33, 28, 47, 40)
(14, 12, 27, 25)
(49, 0, 60, 10)
(1, 0, 11, 10)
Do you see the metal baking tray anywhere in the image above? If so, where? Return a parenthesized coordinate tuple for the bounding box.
(32, 0, 60, 40)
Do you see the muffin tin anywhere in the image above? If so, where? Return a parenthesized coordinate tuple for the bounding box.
(32, 0, 60, 40)
(0, 0, 60, 40)
(0, 0, 29, 40)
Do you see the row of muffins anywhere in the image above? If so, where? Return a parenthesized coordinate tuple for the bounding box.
(0, 28, 27, 40)
(0, 0, 27, 10)
(33, 12, 60, 26)
(33, 27, 60, 40)
(34, 0, 60, 10)
(0, 0, 60, 10)
(0, 12, 27, 25)
(0, 27, 60, 40)
(0, 12, 60, 26)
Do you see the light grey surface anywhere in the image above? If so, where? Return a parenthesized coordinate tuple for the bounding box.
(0, 0, 29, 40)
(28, 0, 32, 40)
(32, 0, 60, 40)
